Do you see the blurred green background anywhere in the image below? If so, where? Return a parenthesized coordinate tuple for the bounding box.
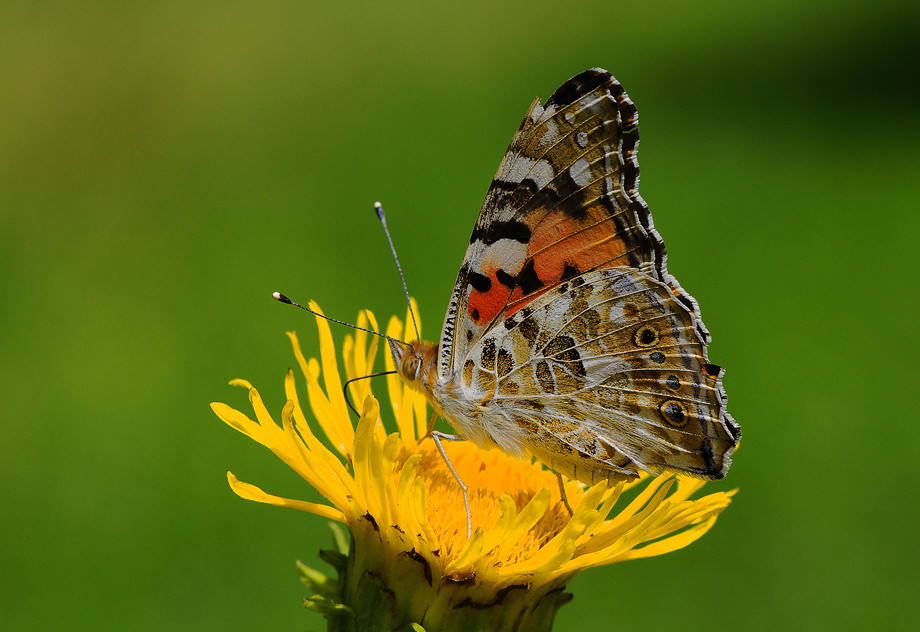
(3, 1, 918, 630)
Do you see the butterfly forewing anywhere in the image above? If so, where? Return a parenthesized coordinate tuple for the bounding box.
(441, 69, 671, 378)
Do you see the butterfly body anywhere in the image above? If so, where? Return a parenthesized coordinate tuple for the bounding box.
(391, 68, 739, 487)
(392, 337, 533, 460)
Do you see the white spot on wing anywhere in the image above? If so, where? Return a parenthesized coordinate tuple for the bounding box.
(538, 121, 559, 148)
(579, 93, 606, 112)
(570, 159, 592, 187)
(498, 151, 555, 189)
(474, 240, 527, 276)
(530, 103, 545, 122)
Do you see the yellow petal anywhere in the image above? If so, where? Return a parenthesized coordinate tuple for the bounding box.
(227, 472, 345, 522)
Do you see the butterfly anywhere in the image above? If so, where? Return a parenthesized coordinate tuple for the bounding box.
(389, 68, 740, 496)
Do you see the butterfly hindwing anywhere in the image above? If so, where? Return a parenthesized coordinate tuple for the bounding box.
(460, 267, 738, 483)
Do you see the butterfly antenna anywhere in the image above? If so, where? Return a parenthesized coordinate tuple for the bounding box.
(273, 293, 400, 417)
(272, 292, 394, 342)
(374, 202, 420, 341)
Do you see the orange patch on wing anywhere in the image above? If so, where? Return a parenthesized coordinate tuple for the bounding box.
(470, 206, 632, 326)
(466, 267, 512, 326)
(528, 205, 630, 284)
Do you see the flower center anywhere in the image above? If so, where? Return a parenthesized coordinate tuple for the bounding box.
(399, 440, 575, 560)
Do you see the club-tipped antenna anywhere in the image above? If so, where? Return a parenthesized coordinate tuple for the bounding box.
(374, 202, 420, 342)
(272, 292, 396, 343)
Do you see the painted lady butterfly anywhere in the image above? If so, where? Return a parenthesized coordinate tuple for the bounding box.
(389, 68, 740, 494)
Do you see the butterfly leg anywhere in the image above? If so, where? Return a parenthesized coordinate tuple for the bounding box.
(555, 472, 574, 516)
(425, 410, 437, 438)
(430, 430, 472, 539)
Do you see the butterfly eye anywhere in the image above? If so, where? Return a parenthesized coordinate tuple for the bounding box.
(402, 355, 421, 381)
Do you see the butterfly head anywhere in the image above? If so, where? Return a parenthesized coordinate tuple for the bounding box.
(389, 338, 438, 394)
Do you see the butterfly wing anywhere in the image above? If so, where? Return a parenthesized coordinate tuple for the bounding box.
(439, 68, 706, 379)
(459, 267, 739, 483)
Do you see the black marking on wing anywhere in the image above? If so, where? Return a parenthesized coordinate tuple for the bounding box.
(468, 271, 491, 293)
(561, 262, 580, 281)
(548, 69, 610, 106)
(469, 218, 532, 245)
(495, 260, 543, 294)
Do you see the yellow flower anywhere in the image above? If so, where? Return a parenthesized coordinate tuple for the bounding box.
(211, 302, 737, 631)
